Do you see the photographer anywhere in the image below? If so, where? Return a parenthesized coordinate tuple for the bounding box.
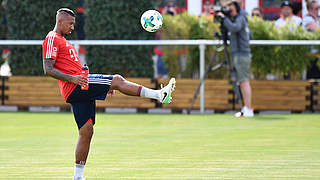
(216, 0, 253, 117)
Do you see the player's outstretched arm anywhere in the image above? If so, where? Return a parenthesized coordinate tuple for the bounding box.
(43, 58, 88, 86)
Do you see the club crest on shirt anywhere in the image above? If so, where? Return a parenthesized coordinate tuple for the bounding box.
(66, 42, 70, 47)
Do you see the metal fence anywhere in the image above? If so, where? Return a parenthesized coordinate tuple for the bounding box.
(1, 40, 320, 113)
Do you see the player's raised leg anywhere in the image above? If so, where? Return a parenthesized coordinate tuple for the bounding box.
(110, 74, 176, 104)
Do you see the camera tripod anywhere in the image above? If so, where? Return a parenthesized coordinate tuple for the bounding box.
(186, 25, 243, 114)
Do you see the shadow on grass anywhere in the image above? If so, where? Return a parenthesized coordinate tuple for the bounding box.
(254, 115, 288, 121)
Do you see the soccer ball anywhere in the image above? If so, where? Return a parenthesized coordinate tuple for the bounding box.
(140, 10, 163, 32)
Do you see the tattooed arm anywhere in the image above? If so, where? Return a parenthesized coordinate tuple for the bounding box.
(43, 58, 87, 86)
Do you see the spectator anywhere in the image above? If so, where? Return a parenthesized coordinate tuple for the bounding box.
(154, 32, 168, 79)
(251, 7, 263, 18)
(162, 0, 177, 16)
(275, 1, 302, 28)
(303, 0, 320, 79)
(292, 2, 302, 17)
(201, 0, 214, 21)
(0, 48, 11, 76)
(303, 0, 319, 32)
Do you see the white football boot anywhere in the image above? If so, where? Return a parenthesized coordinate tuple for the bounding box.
(159, 78, 176, 104)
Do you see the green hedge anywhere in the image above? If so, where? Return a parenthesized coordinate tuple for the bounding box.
(248, 17, 320, 78)
(7, 0, 79, 75)
(161, 13, 226, 78)
(85, 0, 155, 77)
(0, 0, 6, 66)
(161, 14, 320, 78)
(0, 0, 5, 40)
(7, 2, 319, 77)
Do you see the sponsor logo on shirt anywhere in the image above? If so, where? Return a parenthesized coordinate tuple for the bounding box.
(52, 47, 57, 57)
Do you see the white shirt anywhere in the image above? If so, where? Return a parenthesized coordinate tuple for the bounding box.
(274, 15, 302, 28)
(302, 15, 319, 53)
(302, 15, 319, 28)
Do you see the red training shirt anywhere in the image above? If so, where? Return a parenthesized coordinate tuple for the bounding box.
(42, 31, 82, 102)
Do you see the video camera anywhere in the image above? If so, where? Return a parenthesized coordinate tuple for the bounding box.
(212, 5, 231, 22)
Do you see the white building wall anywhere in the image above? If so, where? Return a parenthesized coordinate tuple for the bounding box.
(188, 0, 202, 16)
(245, 0, 259, 16)
(302, 0, 307, 17)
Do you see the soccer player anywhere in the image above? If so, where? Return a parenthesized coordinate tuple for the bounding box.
(42, 8, 175, 180)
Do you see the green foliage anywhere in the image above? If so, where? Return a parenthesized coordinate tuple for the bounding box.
(0, 0, 5, 66)
(0, 1, 4, 40)
(85, 0, 155, 77)
(161, 13, 192, 77)
(249, 17, 320, 78)
(247, 17, 278, 77)
(161, 15, 320, 78)
(161, 13, 225, 78)
(6, 2, 320, 77)
(7, 0, 79, 75)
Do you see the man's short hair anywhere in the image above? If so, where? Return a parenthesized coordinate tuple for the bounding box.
(57, 8, 75, 17)
(281, 1, 293, 9)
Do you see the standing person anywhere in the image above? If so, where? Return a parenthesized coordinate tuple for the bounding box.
(303, 0, 320, 79)
(42, 8, 176, 180)
(274, 1, 302, 28)
(201, 0, 214, 20)
(161, 0, 177, 16)
(154, 32, 169, 79)
(303, 0, 319, 32)
(251, 7, 263, 18)
(216, 0, 254, 117)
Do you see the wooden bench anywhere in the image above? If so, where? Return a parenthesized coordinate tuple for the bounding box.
(2, 76, 314, 111)
(5, 76, 67, 106)
(96, 78, 155, 108)
(250, 80, 310, 111)
(158, 79, 233, 110)
(310, 80, 320, 111)
(4, 76, 156, 108)
(0, 76, 7, 105)
(159, 79, 310, 111)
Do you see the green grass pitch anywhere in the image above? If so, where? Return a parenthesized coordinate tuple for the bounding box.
(1, 112, 320, 179)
